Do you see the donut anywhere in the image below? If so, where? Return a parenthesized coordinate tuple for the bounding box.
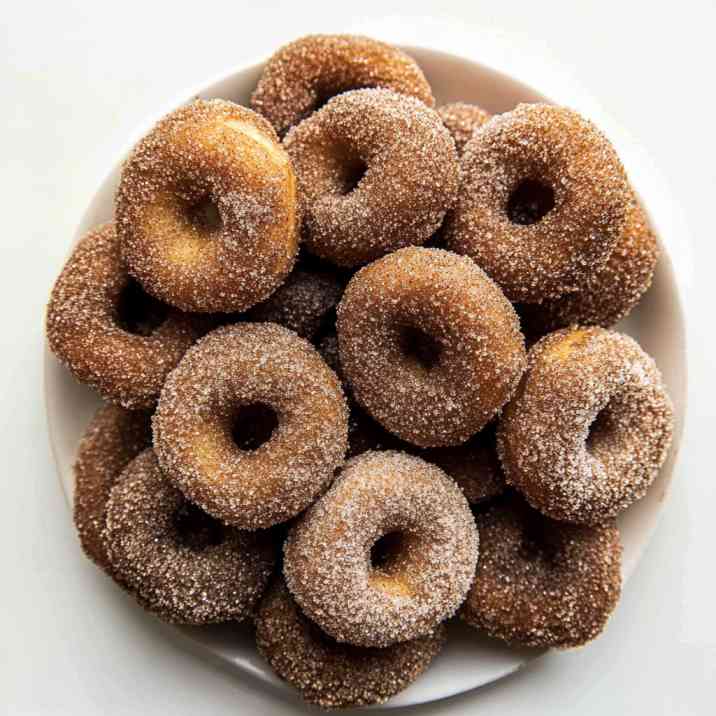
(437, 102, 491, 154)
(153, 323, 348, 529)
(284, 89, 459, 267)
(104, 449, 275, 624)
(337, 247, 526, 447)
(444, 104, 631, 303)
(74, 404, 151, 573)
(462, 495, 622, 648)
(284, 451, 478, 648)
(498, 327, 673, 525)
(518, 199, 659, 338)
(247, 268, 342, 339)
(255, 579, 446, 708)
(47, 224, 206, 409)
(251, 35, 434, 136)
(420, 423, 506, 505)
(116, 99, 299, 313)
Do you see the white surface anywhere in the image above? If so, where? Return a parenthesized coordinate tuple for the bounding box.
(1, 1, 714, 714)
(43, 46, 687, 708)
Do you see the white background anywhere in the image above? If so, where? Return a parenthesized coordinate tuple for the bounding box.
(1, 1, 714, 714)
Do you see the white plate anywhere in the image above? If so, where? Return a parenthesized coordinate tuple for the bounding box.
(44, 46, 687, 708)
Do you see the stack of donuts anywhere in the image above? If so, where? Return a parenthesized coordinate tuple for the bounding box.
(46, 34, 674, 709)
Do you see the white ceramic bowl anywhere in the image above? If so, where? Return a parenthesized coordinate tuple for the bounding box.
(44, 46, 687, 709)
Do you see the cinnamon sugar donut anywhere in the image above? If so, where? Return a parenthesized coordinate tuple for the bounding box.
(437, 102, 491, 154)
(462, 495, 622, 648)
(251, 35, 434, 136)
(498, 327, 673, 525)
(153, 323, 348, 529)
(284, 451, 478, 648)
(284, 89, 459, 267)
(337, 247, 526, 447)
(47, 224, 206, 409)
(74, 404, 151, 573)
(105, 449, 274, 624)
(518, 199, 659, 338)
(116, 99, 299, 313)
(256, 579, 446, 708)
(445, 104, 631, 303)
(247, 268, 342, 339)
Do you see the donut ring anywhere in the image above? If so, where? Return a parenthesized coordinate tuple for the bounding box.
(284, 451, 478, 648)
(74, 404, 151, 573)
(247, 268, 342, 339)
(284, 89, 459, 267)
(337, 247, 526, 447)
(498, 327, 673, 525)
(116, 99, 299, 313)
(251, 34, 435, 136)
(153, 323, 348, 529)
(256, 579, 446, 708)
(47, 224, 206, 409)
(518, 199, 659, 339)
(445, 104, 631, 303)
(437, 102, 491, 154)
(105, 449, 275, 624)
(462, 495, 622, 648)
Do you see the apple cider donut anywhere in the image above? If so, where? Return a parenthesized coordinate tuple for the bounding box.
(337, 247, 526, 447)
(437, 102, 491, 154)
(445, 104, 631, 303)
(74, 404, 151, 573)
(284, 89, 459, 267)
(116, 99, 299, 313)
(247, 268, 342, 339)
(462, 495, 622, 648)
(105, 449, 275, 624)
(47, 224, 206, 410)
(518, 199, 659, 338)
(153, 323, 348, 529)
(498, 327, 673, 525)
(255, 579, 446, 709)
(251, 34, 435, 136)
(284, 451, 478, 648)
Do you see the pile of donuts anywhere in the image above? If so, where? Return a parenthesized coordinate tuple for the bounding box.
(46, 34, 674, 709)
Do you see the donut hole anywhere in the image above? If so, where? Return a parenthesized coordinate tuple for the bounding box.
(172, 501, 225, 551)
(231, 403, 279, 451)
(519, 511, 560, 565)
(507, 179, 555, 225)
(587, 402, 617, 450)
(338, 155, 367, 195)
(186, 195, 223, 234)
(116, 278, 169, 336)
(370, 531, 407, 572)
(397, 325, 442, 371)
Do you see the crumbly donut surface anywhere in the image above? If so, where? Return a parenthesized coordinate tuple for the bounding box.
(116, 99, 299, 313)
(255, 579, 446, 708)
(284, 451, 478, 647)
(437, 102, 491, 154)
(498, 327, 673, 524)
(251, 34, 434, 136)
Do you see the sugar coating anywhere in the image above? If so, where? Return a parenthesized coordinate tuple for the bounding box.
(116, 99, 299, 313)
(46, 223, 206, 409)
(248, 268, 343, 339)
(498, 327, 674, 525)
(518, 199, 659, 338)
(255, 579, 446, 709)
(337, 247, 526, 447)
(444, 104, 631, 303)
(73, 404, 151, 573)
(284, 89, 459, 267)
(284, 451, 479, 648)
(153, 323, 349, 529)
(251, 34, 434, 136)
(462, 494, 622, 648)
(437, 102, 491, 154)
(104, 449, 275, 624)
